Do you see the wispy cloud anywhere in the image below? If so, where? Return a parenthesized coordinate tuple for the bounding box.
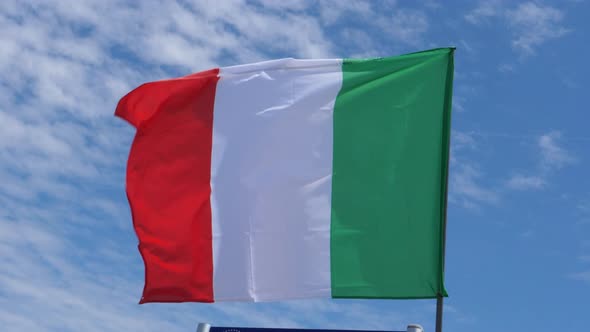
(451, 130, 478, 152)
(452, 95, 467, 112)
(449, 131, 499, 209)
(449, 129, 575, 205)
(387, 9, 429, 46)
(498, 63, 515, 73)
(464, 0, 502, 25)
(318, 1, 431, 53)
(503, 130, 575, 192)
(539, 131, 576, 171)
(465, 1, 569, 56)
(506, 2, 570, 56)
(506, 174, 546, 191)
(318, 0, 375, 25)
(442, 304, 477, 324)
(450, 164, 500, 209)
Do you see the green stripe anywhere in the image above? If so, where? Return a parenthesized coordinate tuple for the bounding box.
(330, 48, 454, 299)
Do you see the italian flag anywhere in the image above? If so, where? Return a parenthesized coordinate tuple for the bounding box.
(116, 48, 454, 303)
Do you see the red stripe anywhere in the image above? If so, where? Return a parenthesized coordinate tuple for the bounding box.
(115, 69, 219, 303)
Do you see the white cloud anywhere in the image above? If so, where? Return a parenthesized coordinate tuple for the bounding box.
(506, 2, 570, 56)
(452, 96, 466, 112)
(498, 63, 515, 73)
(318, 0, 375, 25)
(442, 304, 477, 324)
(316, 1, 430, 52)
(387, 9, 429, 46)
(451, 130, 477, 153)
(465, 1, 569, 56)
(506, 174, 546, 190)
(339, 28, 380, 58)
(450, 163, 499, 209)
(449, 131, 499, 209)
(254, 0, 312, 12)
(503, 131, 575, 192)
(538, 131, 576, 171)
(464, 0, 502, 25)
(458, 39, 476, 54)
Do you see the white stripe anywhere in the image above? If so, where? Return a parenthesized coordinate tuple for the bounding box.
(210, 58, 343, 301)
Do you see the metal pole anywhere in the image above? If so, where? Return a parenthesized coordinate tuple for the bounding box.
(435, 47, 455, 332)
(435, 295, 443, 332)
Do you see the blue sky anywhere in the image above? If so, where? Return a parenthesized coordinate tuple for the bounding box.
(1, 0, 589, 331)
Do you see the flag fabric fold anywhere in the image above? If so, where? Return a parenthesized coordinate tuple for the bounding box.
(116, 48, 454, 303)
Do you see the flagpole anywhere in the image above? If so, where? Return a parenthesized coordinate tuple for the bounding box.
(435, 47, 455, 332)
(435, 296, 443, 332)
(435, 208, 447, 332)
(435, 142, 449, 332)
